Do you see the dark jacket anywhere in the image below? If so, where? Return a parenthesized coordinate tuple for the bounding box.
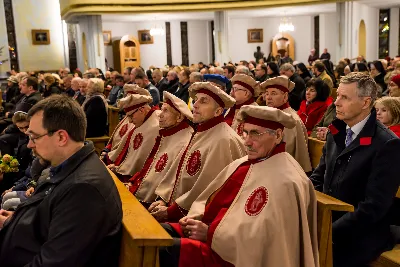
(9, 91, 43, 118)
(255, 73, 268, 83)
(64, 87, 75, 97)
(43, 83, 62, 98)
(289, 73, 306, 111)
(6, 84, 20, 102)
(84, 96, 107, 138)
(374, 73, 387, 94)
(166, 78, 179, 95)
(73, 91, 86, 106)
(310, 111, 400, 266)
(156, 78, 169, 101)
(107, 85, 123, 105)
(174, 82, 190, 104)
(320, 52, 331, 61)
(0, 142, 122, 267)
(146, 83, 160, 106)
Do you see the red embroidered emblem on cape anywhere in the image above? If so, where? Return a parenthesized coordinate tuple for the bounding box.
(360, 137, 372, 146)
(155, 153, 168, 173)
(186, 150, 202, 176)
(119, 124, 128, 137)
(245, 186, 269, 216)
(328, 124, 339, 135)
(236, 122, 244, 136)
(133, 133, 143, 150)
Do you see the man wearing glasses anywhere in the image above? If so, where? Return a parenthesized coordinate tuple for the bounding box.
(158, 105, 318, 267)
(0, 95, 122, 266)
(106, 94, 160, 182)
(260, 76, 312, 173)
(224, 74, 259, 134)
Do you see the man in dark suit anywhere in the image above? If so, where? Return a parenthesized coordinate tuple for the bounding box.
(174, 68, 191, 104)
(153, 69, 168, 101)
(134, 70, 160, 106)
(166, 70, 179, 95)
(279, 63, 305, 111)
(310, 72, 400, 267)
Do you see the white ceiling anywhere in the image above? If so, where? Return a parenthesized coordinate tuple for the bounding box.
(102, 1, 400, 22)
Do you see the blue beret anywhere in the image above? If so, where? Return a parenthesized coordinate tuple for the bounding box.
(203, 74, 230, 87)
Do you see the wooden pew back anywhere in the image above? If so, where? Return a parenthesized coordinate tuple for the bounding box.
(308, 137, 325, 169)
(316, 191, 354, 267)
(108, 106, 120, 136)
(109, 169, 173, 267)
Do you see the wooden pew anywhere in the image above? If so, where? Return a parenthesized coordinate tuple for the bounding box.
(308, 137, 325, 169)
(371, 246, 400, 267)
(331, 88, 338, 100)
(109, 168, 173, 267)
(316, 191, 354, 267)
(108, 106, 120, 135)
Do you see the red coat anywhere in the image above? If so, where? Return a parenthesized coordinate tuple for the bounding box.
(297, 100, 328, 135)
(389, 124, 400, 137)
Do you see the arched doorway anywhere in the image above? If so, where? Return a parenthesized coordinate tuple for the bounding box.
(271, 33, 295, 60)
(358, 20, 366, 58)
(82, 32, 89, 71)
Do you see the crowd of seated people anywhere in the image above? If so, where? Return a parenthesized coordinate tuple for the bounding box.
(0, 51, 400, 266)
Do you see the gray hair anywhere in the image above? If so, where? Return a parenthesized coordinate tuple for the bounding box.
(88, 78, 104, 94)
(340, 72, 378, 108)
(72, 77, 82, 83)
(168, 71, 178, 79)
(214, 67, 224, 75)
(236, 66, 250, 75)
(279, 63, 295, 73)
(190, 72, 203, 82)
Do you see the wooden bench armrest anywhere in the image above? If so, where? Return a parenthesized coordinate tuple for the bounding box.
(316, 191, 354, 212)
(108, 106, 120, 112)
(109, 169, 173, 247)
(371, 244, 400, 267)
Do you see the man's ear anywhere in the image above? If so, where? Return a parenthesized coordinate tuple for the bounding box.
(275, 128, 284, 144)
(215, 106, 224, 117)
(176, 113, 184, 123)
(57, 130, 69, 146)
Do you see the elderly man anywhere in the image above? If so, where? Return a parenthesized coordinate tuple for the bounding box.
(235, 65, 251, 76)
(174, 68, 191, 103)
(107, 75, 124, 106)
(310, 73, 400, 266)
(75, 78, 88, 105)
(107, 94, 160, 182)
(63, 76, 74, 97)
(159, 105, 319, 267)
(320, 48, 331, 61)
(101, 84, 151, 163)
(254, 64, 268, 82)
(308, 48, 319, 65)
(153, 69, 169, 100)
(128, 92, 194, 205)
(0, 95, 122, 266)
(149, 82, 246, 222)
(225, 74, 258, 134)
(260, 76, 312, 173)
(134, 70, 160, 106)
(167, 70, 180, 95)
(279, 63, 306, 111)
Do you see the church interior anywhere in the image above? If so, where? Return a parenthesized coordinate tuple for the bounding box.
(0, 0, 400, 266)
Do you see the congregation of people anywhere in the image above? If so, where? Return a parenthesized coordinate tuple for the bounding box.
(0, 46, 399, 267)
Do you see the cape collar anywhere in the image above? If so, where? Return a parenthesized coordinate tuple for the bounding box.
(159, 120, 191, 137)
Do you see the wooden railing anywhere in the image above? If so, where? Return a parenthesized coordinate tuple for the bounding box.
(108, 168, 173, 267)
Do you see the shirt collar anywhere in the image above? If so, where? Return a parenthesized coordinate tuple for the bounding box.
(346, 114, 371, 138)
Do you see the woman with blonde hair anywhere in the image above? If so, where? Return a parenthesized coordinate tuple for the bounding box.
(82, 78, 108, 137)
(42, 73, 61, 98)
(375, 96, 400, 137)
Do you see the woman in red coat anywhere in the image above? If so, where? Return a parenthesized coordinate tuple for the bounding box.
(375, 96, 400, 137)
(297, 78, 330, 135)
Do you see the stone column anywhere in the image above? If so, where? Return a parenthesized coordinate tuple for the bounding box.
(389, 7, 399, 57)
(75, 15, 106, 73)
(214, 11, 230, 65)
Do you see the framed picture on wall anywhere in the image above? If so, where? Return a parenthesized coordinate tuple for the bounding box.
(31, 29, 50, 45)
(138, 30, 153, 44)
(247, 29, 263, 43)
(103, 31, 112, 46)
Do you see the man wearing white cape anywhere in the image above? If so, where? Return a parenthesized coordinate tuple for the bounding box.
(159, 105, 319, 267)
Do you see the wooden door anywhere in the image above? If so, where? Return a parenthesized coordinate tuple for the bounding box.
(119, 35, 141, 71)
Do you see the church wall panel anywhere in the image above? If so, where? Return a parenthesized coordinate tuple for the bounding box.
(229, 15, 315, 65)
(0, 0, 11, 77)
(12, 0, 65, 71)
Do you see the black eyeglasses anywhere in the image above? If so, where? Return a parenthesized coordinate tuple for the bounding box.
(28, 131, 55, 144)
(127, 108, 141, 118)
